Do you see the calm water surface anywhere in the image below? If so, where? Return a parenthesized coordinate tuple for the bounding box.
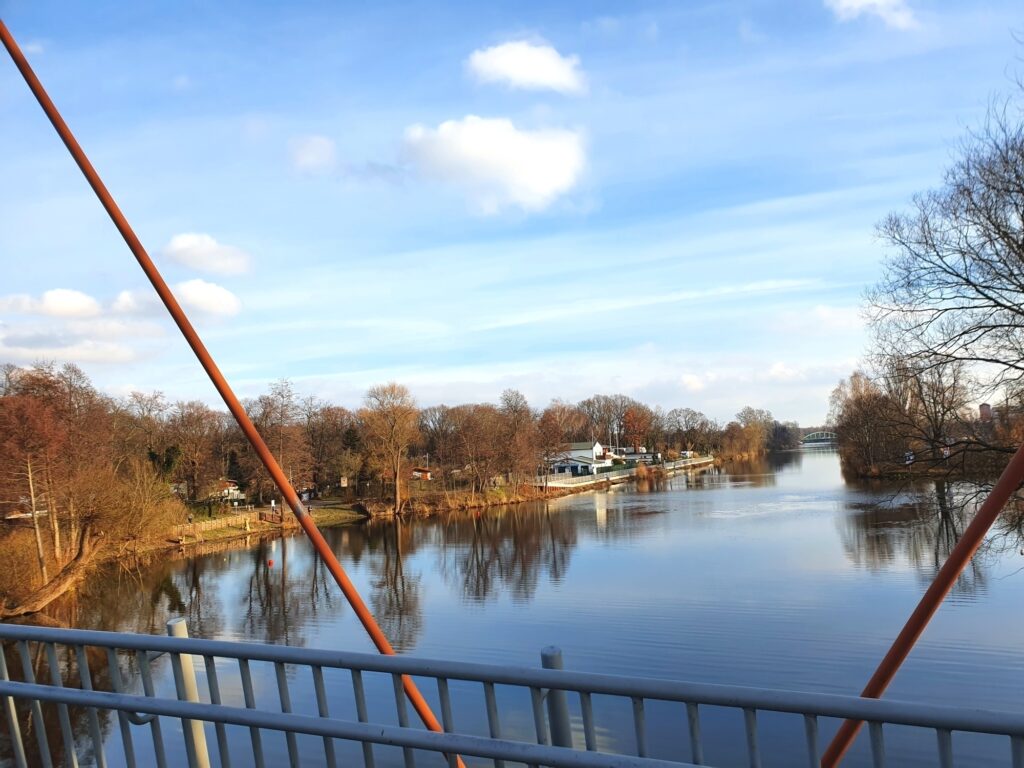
(19, 451, 1024, 767)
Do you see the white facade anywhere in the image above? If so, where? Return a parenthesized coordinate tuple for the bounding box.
(549, 441, 615, 476)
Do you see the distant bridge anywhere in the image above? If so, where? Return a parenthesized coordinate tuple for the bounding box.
(801, 430, 838, 445)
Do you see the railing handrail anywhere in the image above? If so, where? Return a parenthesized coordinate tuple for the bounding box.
(0, 679, 696, 768)
(5, 623, 1024, 738)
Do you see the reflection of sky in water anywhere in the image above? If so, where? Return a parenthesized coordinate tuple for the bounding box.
(49, 451, 1024, 767)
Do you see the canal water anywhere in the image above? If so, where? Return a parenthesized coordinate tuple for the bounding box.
(18, 450, 1024, 766)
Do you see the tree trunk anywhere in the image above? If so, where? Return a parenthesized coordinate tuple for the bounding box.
(26, 457, 49, 583)
(393, 462, 402, 513)
(45, 465, 61, 566)
(0, 526, 97, 618)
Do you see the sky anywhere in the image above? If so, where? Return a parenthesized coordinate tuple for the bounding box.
(0, 0, 1021, 425)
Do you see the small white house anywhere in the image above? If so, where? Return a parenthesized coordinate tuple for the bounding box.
(549, 441, 615, 476)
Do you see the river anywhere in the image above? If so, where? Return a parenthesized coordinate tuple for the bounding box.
(13, 450, 1024, 767)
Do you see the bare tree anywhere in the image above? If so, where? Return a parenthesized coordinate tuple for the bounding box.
(359, 383, 420, 512)
(868, 95, 1024, 389)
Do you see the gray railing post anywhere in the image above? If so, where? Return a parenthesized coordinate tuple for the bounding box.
(541, 647, 573, 748)
(166, 619, 211, 768)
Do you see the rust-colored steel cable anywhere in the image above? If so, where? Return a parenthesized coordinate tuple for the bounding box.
(821, 442, 1024, 767)
(0, 18, 460, 762)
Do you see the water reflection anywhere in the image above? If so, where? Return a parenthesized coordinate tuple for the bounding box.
(434, 508, 576, 604)
(839, 480, 987, 594)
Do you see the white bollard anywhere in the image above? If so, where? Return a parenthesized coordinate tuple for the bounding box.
(541, 646, 573, 748)
(166, 618, 211, 768)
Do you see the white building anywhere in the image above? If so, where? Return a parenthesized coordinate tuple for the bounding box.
(549, 441, 615, 476)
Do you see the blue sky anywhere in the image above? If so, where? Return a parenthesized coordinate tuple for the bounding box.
(0, 0, 1020, 424)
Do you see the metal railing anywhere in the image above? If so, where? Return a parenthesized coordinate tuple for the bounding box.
(3, 622, 1024, 768)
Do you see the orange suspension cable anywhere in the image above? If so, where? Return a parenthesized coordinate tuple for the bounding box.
(0, 18, 460, 763)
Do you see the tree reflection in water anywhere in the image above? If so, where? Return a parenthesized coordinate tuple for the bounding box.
(836, 479, 1014, 595)
(433, 506, 577, 604)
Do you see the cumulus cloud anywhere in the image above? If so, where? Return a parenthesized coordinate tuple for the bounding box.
(288, 134, 338, 174)
(467, 40, 586, 94)
(403, 116, 585, 213)
(0, 288, 102, 318)
(174, 279, 241, 316)
(163, 233, 251, 275)
(824, 0, 916, 29)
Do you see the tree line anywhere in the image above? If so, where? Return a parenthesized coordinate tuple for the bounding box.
(0, 361, 802, 612)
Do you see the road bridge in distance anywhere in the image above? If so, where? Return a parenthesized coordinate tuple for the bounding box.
(800, 430, 838, 446)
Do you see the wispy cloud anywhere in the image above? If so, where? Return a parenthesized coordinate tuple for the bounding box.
(288, 134, 338, 174)
(403, 116, 585, 213)
(467, 40, 586, 94)
(473, 279, 820, 331)
(824, 0, 916, 29)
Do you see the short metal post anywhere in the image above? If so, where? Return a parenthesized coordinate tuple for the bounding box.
(541, 647, 573, 748)
(167, 619, 211, 768)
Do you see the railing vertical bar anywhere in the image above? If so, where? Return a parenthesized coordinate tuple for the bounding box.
(936, 729, 953, 768)
(804, 715, 819, 768)
(43, 643, 78, 768)
(18, 640, 54, 768)
(632, 696, 647, 758)
(169, 651, 201, 768)
(529, 686, 549, 750)
(869, 722, 885, 768)
(203, 656, 231, 768)
(1012, 735, 1024, 768)
(351, 670, 375, 768)
(311, 665, 337, 768)
(0, 644, 28, 768)
(483, 682, 505, 768)
(104, 647, 135, 768)
(392, 673, 415, 768)
(436, 677, 456, 768)
(238, 659, 265, 768)
(134, 649, 167, 768)
(579, 691, 596, 752)
(74, 645, 106, 768)
(686, 703, 703, 765)
(274, 662, 300, 768)
(743, 708, 761, 768)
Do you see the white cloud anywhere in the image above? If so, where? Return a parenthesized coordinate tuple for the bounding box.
(0, 338, 135, 364)
(679, 373, 705, 392)
(288, 135, 338, 174)
(0, 289, 102, 318)
(66, 318, 165, 340)
(824, 0, 916, 29)
(112, 290, 151, 314)
(467, 41, 586, 94)
(163, 233, 251, 275)
(763, 362, 805, 382)
(174, 279, 241, 316)
(22, 41, 44, 55)
(403, 116, 585, 213)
